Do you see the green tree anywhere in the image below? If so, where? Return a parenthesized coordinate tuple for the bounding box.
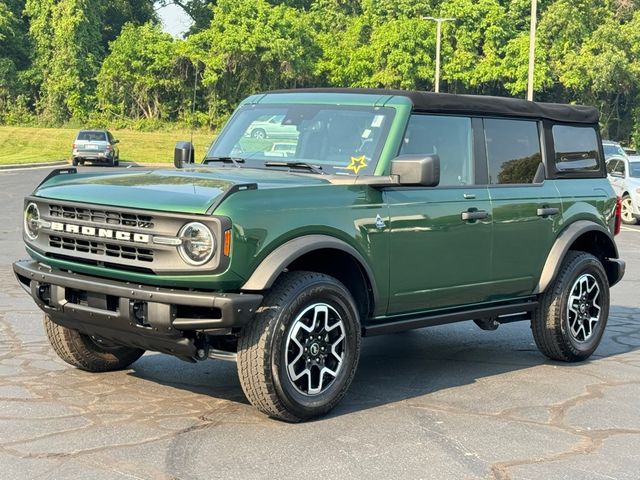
(97, 23, 185, 121)
(25, 0, 107, 124)
(186, 0, 320, 122)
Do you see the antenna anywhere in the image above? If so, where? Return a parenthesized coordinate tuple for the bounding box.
(189, 62, 199, 165)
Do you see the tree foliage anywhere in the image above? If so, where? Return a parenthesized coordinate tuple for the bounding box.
(4, 0, 640, 143)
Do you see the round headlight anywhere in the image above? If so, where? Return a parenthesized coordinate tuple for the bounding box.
(178, 222, 215, 266)
(24, 202, 40, 240)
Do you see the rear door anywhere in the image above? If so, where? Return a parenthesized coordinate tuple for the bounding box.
(385, 114, 493, 315)
(481, 118, 562, 299)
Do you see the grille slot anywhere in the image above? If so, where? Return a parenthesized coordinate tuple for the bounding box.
(49, 204, 155, 229)
(50, 235, 154, 263)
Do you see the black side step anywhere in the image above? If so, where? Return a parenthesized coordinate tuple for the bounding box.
(364, 301, 538, 336)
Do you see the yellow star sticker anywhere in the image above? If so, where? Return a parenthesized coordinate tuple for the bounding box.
(346, 155, 367, 174)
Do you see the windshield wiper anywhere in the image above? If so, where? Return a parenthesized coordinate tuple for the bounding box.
(203, 156, 245, 168)
(264, 161, 324, 175)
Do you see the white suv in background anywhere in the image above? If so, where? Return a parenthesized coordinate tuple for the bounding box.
(607, 155, 640, 225)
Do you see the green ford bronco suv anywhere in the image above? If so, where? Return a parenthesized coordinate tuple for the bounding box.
(14, 89, 625, 422)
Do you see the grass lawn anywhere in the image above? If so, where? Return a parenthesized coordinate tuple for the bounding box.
(0, 126, 216, 165)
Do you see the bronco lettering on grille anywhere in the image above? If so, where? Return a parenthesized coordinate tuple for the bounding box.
(50, 222, 150, 244)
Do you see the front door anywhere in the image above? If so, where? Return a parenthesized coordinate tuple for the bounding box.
(386, 114, 493, 315)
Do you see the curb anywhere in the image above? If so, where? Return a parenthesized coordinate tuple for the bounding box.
(0, 161, 173, 171)
(0, 160, 68, 170)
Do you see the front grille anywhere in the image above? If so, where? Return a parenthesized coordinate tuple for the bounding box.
(49, 204, 155, 229)
(49, 235, 154, 262)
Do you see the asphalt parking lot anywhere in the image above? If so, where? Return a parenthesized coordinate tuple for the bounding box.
(1, 166, 639, 480)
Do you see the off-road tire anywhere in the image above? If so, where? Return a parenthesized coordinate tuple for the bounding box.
(237, 271, 361, 422)
(621, 194, 637, 225)
(532, 251, 609, 362)
(44, 315, 144, 372)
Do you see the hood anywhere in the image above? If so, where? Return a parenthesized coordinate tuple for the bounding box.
(34, 167, 330, 214)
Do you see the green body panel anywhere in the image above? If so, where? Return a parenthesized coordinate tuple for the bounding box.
(554, 178, 616, 232)
(385, 186, 492, 314)
(35, 168, 328, 214)
(488, 181, 562, 300)
(214, 184, 390, 314)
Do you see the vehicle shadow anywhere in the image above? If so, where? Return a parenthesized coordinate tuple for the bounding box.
(126, 305, 640, 418)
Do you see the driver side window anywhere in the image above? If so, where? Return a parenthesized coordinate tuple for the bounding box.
(400, 114, 474, 186)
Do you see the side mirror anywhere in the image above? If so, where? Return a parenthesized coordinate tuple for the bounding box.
(174, 141, 195, 169)
(390, 154, 440, 187)
(113, 139, 120, 144)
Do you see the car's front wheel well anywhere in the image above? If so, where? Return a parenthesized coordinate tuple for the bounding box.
(286, 249, 373, 321)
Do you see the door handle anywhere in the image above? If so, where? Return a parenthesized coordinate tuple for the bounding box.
(536, 207, 560, 217)
(461, 210, 489, 221)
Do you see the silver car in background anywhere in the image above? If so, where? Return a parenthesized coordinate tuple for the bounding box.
(606, 155, 640, 224)
(72, 130, 120, 167)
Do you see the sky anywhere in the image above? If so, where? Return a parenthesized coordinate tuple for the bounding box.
(157, 3, 193, 38)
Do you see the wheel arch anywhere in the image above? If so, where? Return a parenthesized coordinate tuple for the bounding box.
(535, 220, 623, 294)
(241, 235, 379, 319)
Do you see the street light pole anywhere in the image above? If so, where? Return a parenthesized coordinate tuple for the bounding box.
(423, 17, 455, 93)
(527, 0, 538, 101)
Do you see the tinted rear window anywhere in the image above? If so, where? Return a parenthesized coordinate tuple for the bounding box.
(553, 126, 601, 173)
(77, 131, 107, 142)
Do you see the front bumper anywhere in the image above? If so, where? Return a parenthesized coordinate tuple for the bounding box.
(13, 260, 262, 358)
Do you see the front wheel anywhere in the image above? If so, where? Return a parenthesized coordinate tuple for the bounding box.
(531, 251, 609, 362)
(237, 271, 361, 422)
(621, 194, 637, 225)
(250, 128, 266, 139)
(44, 315, 144, 372)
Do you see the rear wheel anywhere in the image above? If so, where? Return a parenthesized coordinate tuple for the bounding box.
(237, 271, 361, 422)
(532, 251, 609, 362)
(72, 157, 79, 166)
(620, 194, 637, 225)
(44, 315, 144, 372)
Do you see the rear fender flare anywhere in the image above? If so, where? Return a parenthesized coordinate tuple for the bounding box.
(534, 220, 619, 294)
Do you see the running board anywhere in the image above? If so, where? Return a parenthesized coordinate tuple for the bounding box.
(364, 301, 538, 336)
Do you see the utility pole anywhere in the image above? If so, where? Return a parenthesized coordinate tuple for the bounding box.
(527, 0, 538, 101)
(423, 17, 455, 93)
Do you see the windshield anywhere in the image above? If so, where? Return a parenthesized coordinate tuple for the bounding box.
(603, 143, 626, 158)
(206, 104, 395, 175)
(630, 162, 640, 177)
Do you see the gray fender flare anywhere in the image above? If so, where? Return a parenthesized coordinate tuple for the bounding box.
(534, 220, 620, 294)
(241, 234, 379, 305)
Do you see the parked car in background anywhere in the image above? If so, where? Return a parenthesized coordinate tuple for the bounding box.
(72, 130, 120, 167)
(245, 115, 299, 140)
(623, 147, 637, 156)
(607, 155, 640, 224)
(602, 140, 628, 160)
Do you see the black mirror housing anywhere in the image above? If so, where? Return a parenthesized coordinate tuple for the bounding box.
(174, 141, 195, 169)
(390, 154, 440, 187)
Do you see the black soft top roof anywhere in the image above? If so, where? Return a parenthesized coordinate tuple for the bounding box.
(266, 88, 599, 125)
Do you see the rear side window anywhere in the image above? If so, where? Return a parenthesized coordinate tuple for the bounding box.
(484, 119, 542, 184)
(552, 125, 601, 173)
(400, 114, 474, 186)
